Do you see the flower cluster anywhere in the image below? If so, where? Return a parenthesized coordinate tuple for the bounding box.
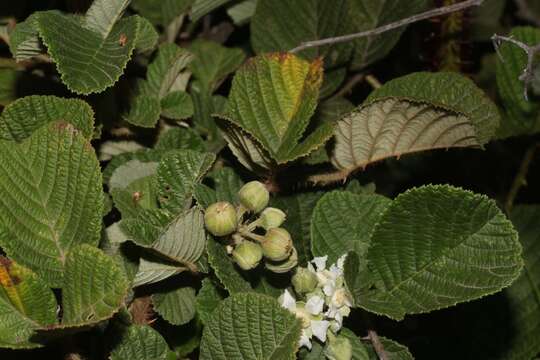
(203, 181, 298, 273)
(280, 255, 353, 358)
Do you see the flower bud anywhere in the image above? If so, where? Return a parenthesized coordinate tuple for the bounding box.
(259, 207, 286, 229)
(204, 202, 238, 236)
(261, 228, 293, 261)
(292, 267, 318, 294)
(324, 334, 352, 360)
(265, 247, 298, 273)
(232, 241, 263, 270)
(238, 181, 269, 213)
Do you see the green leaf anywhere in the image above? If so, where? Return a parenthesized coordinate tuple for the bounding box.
(0, 258, 57, 349)
(311, 191, 391, 265)
(196, 278, 225, 324)
(251, 0, 352, 67)
(156, 150, 215, 213)
(206, 239, 252, 294)
(365, 336, 413, 360)
(495, 27, 540, 138)
(227, 0, 257, 25)
(495, 205, 540, 359)
(146, 44, 193, 98)
(161, 91, 194, 120)
(154, 127, 205, 153)
(9, 13, 43, 61)
(224, 53, 332, 164)
(120, 208, 172, 247)
(111, 175, 158, 218)
(191, 0, 232, 22)
(189, 40, 246, 92)
(151, 207, 206, 267)
(348, 0, 428, 70)
(0, 69, 19, 106)
(153, 287, 196, 326)
(0, 95, 94, 142)
(0, 122, 103, 287)
(36, 10, 141, 95)
(360, 185, 523, 320)
(133, 258, 187, 287)
(131, 0, 195, 25)
(134, 16, 159, 52)
(331, 98, 481, 173)
(103, 149, 164, 183)
(110, 324, 169, 360)
(340, 328, 370, 360)
(272, 192, 324, 266)
(200, 293, 302, 360)
(124, 91, 162, 128)
(61, 245, 128, 326)
(99, 140, 145, 161)
(109, 159, 158, 190)
(366, 72, 500, 144)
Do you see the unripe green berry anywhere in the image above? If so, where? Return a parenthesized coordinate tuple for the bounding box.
(292, 267, 318, 294)
(260, 207, 286, 230)
(261, 228, 293, 261)
(204, 202, 238, 236)
(265, 247, 298, 273)
(232, 241, 263, 270)
(238, 181, 269, 213)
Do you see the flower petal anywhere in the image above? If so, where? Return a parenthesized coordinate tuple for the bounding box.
(280, 289, 296, 311)
(299, 332, 312, 350)
(305, 295, 324, 315)
(311, 320, 330, 342)
(312, 256, 328, 271)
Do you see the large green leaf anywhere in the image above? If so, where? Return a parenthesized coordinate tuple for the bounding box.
(156, 150, 215, 213)
(0, 95, 94, 142)
(189, 40, 245, 92)
(366, 72, 500, 144)
(360, 185, 523, 320)
(331, 99, 480, 174)
(110, 324, 170, 360)
(61, 245, 128, 326)
(272, 191, 324, 266)
(0, 122, 103, 287)
(206, 239, 251, 294)
(153, 286, 196, 326)
(224, 53, 332, 164)
(311, 191, 391, 265)
(495, 27, 540, 138)
(348, 0, 428, 70)
(251, 0, 351, 67)
(0, 258, 57, 349)
(495, 205, 540, 359)
(200, 293, 302, 360)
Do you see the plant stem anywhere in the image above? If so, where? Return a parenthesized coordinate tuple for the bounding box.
(306, 169, 351, 186)
(365, 74, 383, 89)
(289, 0, 484, 53)
(331, 73, 364, 99)
(505, 143, 540, 214)
(368, 329, 388, 360)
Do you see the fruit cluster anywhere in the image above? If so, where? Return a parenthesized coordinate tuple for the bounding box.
(203, 181, 298, 273)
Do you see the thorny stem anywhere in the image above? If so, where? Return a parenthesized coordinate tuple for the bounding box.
(368, 329, 388, 360)
(289, 0, 484, 53)
(505, 143, 540, 214)
(492, 34, 540, 101)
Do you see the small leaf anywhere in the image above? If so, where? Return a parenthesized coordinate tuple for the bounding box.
(224, 53, 330, 164)
(191, 0, 232, 22)
(332, 99, 480, 173)
(361, 185, 523, 320)
(206, 239, 252, 294)
(9, 13, 43, 61)
(154, 127, 205, 152)
(161, 91, 194, 120)
(311, 191, 391, 265)
(0, 258, 57, 349)
(120, 208, 172, 247)
(189, 40, 245, 92)
(153, 287, 196, 326)
(131, 0, 195, 26)
(110, 324, 169, 360)
(134, 16, 159, 52)
(36, 10, 141, 94)
(196, 278, 225, 324)
(99, 140, 145, 161)
(109, 159, 158, 190)
(83, 0, 130, 37)
(0, 122, 103, 286)
(227, 0, 257, 25)
(365, 336, 413, 360)
(0, 95, 94, 142)
(146, 44, 193, 99)
(156, 150, 215, 213)
(133, 258, 187, 287)
(61, 245, 128, 326)
(200, 293, 302, 360)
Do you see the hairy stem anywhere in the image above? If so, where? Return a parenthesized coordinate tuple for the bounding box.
(368, 328, 388, 360)
(289, 0, 484, 53)
(505, 143, 540, 214)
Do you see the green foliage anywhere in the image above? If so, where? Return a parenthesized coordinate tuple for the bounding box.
(110, 324, 170, 360)
(200, 293, 302, 359)
(153, 286, 197, 325)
